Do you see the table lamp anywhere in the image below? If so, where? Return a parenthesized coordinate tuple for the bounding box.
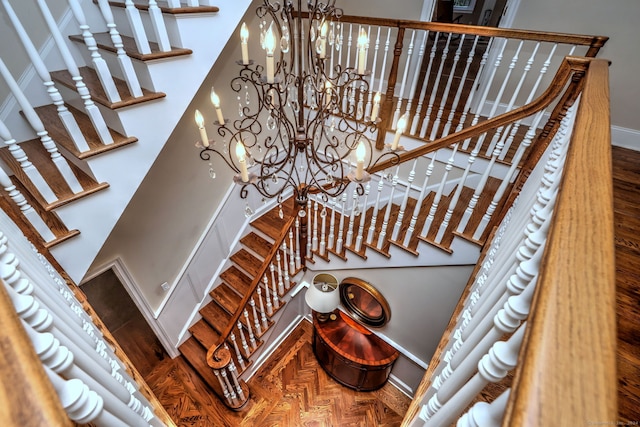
(305, 273, 340, 322)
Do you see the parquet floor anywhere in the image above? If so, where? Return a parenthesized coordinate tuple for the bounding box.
(143, 320, 410, 426)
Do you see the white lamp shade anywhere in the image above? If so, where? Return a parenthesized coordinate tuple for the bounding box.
(305, 274, 340, 313)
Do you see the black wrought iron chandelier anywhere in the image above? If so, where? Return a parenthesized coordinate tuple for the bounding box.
(194, 0, 398, 209)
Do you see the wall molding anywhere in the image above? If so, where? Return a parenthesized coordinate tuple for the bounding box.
(611, 125, 640, 151)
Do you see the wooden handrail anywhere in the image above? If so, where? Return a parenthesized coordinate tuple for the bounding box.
(206, 203, 297, 367)
(367, 55, 591, 175)
(504, 58, 616, 425)
(0, 279, 72, 427)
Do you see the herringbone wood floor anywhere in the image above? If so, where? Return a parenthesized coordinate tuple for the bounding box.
(143, 320, 410, 426)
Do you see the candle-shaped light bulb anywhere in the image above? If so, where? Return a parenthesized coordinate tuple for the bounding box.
(357, 28, 368, 74)
(319, 21, 328, 58)
(240, 22, 249, 65)
(392, 113, 408, 150)
(371, 92, 381, 122)
(264, 23, 276, 83)
(194, 110, 209, 147)
(235, 140, 250, 182)
(324, 80, 332, 107)
(210, 88, 225, 124)
(355, 140, 366, 180)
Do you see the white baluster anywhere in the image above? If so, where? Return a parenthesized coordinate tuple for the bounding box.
(0, 59, 82, 194)
(377, 167, 399, 248)
(346, 189, 359, 247)
(391, 160, 417, 242)
(147, 0, 172, 52)
(2, 0, 89, 153)
(275, 252, 284, 295)
(220, 369, 238, 402)
(423, 324, 525, 426)
(306, 200, 312, 257)
(288, 229, 296, 273)
(392, 30, 416, 128)
(423, 146, 457, 236)
(404, 31, 428, 133)
(281, 243, 290, 290)
(249, 297, 262, 335)
(420, 33, 453, 138)
(0, 167, 55, 242)
(442, 35, 480, 137)
(94, 0, 144, 98)
(365, 26, 381, 119)
(213, 369, 232, 406)
(295, 217, 302, 268)
(237, 322, 250, 358)
(406, 155, 435, 247)
(411, 31, 439, 136)
(355, 182, 371, 252)
(327, 197, 337, 250)
(457, 388, 511, 427)
(227, 362, 245, 402)
(269, 264, 280, 309)
(124, 0, 152, 54)
(37, 0, 117, 143)
(366, 178, 385, 245)
(243, 309, 257, 349)
(376, 28, 392, 98)
(262, 276, 273, 316)
(430, 35, 465, 140)
(0, 119, 56, 203)
(256, 288, 268, 329)
(228, 333, 246, 370)
(312, 200, 319, 251)
(319, 201, 328, 256)
(335, 193, 348, 254)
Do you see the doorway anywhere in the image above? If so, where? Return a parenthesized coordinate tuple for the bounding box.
(80, 268, 167, 377)
(433, 0, 511, 27)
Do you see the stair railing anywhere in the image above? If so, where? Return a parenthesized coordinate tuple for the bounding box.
(328, 15, 606, 151)
(0, 208, 175, 427)
(206, 204, 298, 410)
(400, 57, 615, 426)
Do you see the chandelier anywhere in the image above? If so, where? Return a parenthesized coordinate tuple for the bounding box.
(194, 0, 400, 210)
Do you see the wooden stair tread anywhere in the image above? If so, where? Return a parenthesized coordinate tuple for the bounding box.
(189, 320, 220, 349)
(178, 337, 220, 391)
(0, 178, 80, 248)
(200, 301, 231, 336)
(34, 104, 137, 160)
(250, 199, 295, 239)
(240, 232, 272, 260)
(0, 139, 109, 211)
(220, 266, 253, 296)
(50, 66, 165, 109)
(104, 0, 220, 14)
(69, 32, 192, 62)
(230, 248, 263, 278)
(210, 284, 242, 315)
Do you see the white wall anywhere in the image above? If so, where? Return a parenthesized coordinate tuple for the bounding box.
(511, 0, 640, 149)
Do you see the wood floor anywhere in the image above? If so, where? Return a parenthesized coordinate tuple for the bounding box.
(612, 146, 640, 424)
(143, 320, 410, 426)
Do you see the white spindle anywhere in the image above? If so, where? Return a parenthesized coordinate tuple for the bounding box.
(377, 168, 399, 248)
(147, 0, 172, 52)
(311, 200, 319, 252)
(377, 28, 392, 96)
(227, 362, 245, 401)
(94, 0, 144, 98)
(0, 118, 56, 203)
(281, 243, 290, 289)
(124, 0, 152, 54)
(237, 322, 250, 358)
(262, 276, 273, 316)
(213, 369, 232, 406)
(269, 264, 280, 308)
(422, 324, 525, 426)
(327, 197, 337, 250)
(243, 310, 257, 349)
(335, 193, 347, 254)
(354, 182, 370, 252)
(306, 200, 312, 257)
(457, 388, 511, 427)
(430, 35, 466, 140)
(0, 58, 82, 194)
(404, 31, 428, 133)
(420, 33, 453, 138)
(366, 178, 384, 245)
(391, 160, 417, 242)
(404, 155, 435, 247)
(249, 298, 262, 336)
(411, 31, 439, 136)
(165, 0, 181, 8)
(365, 26, 382, 119)
(3, 0, 89, 153)
(228, 333, 246, 370)
(319, 201, 327, 256)
(0, 167, 55, 242)
(275, 252, 284, 295)
(442, 35, 480, 137)
(288, 230, 296, 273)
(256, 288, 269, 329)
(345, 189, 358, 247)
(220, 369, 238, 402)
(392, 30, 416, 128)
(423, 146, 457, 236)
(294, 217, 301, 268)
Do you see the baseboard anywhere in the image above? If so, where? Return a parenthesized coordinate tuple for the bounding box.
(611, 125, 640, 151)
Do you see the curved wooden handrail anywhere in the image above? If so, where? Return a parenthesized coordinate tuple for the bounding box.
(206, 204, 297, 367)
(366, 55, 591, 175)
(503, 58, 616, 425)
(0, 280, 72, 427)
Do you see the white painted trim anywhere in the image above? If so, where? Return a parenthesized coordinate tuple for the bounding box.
(389, 373, 417, 398)
(498, 0, 522, 29)
(81, 258, 178, 357)
(611, 125, 640, 151)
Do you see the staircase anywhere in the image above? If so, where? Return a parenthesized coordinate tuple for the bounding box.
(0, 0, 252, 283)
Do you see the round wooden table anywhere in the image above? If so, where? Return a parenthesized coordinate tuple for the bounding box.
(312, 310, 399, 391)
